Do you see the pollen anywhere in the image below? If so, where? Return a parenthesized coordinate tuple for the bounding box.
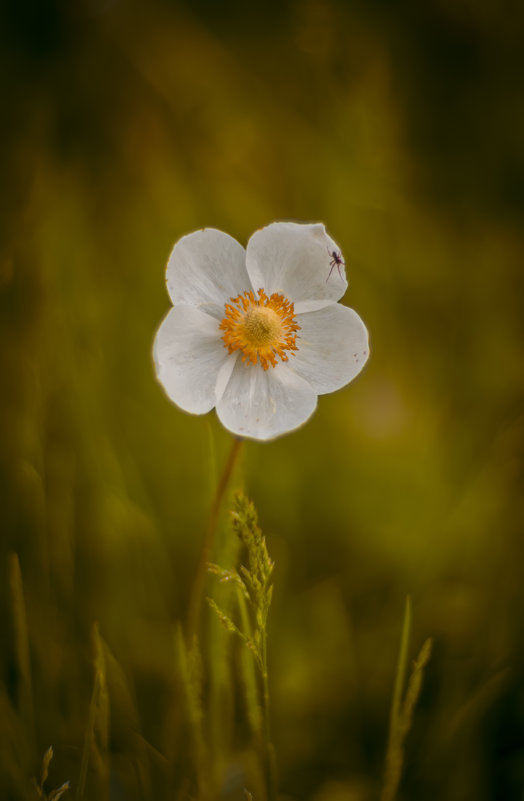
(219, 289, 300, 370)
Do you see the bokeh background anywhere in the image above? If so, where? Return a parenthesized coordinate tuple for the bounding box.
(1, 0, 524, 799)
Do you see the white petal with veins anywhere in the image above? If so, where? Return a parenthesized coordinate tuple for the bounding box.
(246, 222, 348, 313)
(154, 305, 229, 414)
(166, 228, 251, 320)
(292, 304, 369, 394)
(216, 360, 317, 440)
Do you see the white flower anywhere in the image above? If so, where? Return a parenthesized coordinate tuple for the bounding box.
(153, 222, 369, 441)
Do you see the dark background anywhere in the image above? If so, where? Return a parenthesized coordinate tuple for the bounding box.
(1, 0, 524, 799)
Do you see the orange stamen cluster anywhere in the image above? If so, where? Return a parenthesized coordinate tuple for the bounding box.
(219, 289, 300, 370)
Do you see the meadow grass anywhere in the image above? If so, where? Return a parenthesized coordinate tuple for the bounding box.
(1, 1, 523, 799)
(381, 598, 432, 801)
(208, 492, 277, 801)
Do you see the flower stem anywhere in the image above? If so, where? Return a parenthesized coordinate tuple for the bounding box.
(186, 437, 244, 644)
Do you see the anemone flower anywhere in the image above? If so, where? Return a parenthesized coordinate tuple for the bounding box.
(154, 222, 369, 441)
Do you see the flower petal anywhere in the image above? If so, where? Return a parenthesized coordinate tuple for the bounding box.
(166, 228, 251, 320)
(153, 305, 230, 414)
(216, 361, 317, 441)
(291, 304, 369, 394)
(245, 222, 348, 312)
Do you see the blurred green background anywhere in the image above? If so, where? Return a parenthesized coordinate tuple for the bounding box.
(1, 0, 524, 798)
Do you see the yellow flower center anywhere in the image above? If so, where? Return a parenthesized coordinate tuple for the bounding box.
(219, 289, 300, 370)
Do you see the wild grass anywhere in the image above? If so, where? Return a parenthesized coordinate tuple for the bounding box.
(33, 747, 70, 801)
(208, 492, 276, 800)
(381, 598, 432, 801)
(1, 1, 522, 799)
(8, 554, 35, 757)
(77, 624, 109, 800)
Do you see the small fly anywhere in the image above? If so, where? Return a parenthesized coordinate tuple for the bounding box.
(326, 248, 345, 282)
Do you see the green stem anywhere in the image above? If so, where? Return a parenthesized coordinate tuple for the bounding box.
(186, 437, 244, 644)
(261, 625, 277, 801)
(381, 596, 412, 801)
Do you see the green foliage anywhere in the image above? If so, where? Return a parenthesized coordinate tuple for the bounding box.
(8, 554, 35, 754)
(173, 625, 209, 800)
(33, 747, 70, 801)
(208, 492, 276, 800)
(208, 493, 274, 674)
(0, 2, 522, 798)
(381, 599, 433, 801)
(77, 624, 110, 800)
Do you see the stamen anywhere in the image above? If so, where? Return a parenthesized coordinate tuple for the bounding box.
(219, 289, 300, 370)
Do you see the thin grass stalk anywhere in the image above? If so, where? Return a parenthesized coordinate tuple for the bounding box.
(381, 598, 432, 801)
(381, 597, 412, 801)
(77, 623, 109, 800)
(208, 494, 276, 801)
(389, 597, 412, 745)
(238, 593, 262, 741)
(186, 437, 243, 644)
(260, 625, 277, 801)
(8, 553, 35, 753)
(174, 624, 208, 801)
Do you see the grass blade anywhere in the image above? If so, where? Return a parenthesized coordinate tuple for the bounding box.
(8, 553, 35, 752)
(77, 622, 109, 800)
(381, 598, 432, 801)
